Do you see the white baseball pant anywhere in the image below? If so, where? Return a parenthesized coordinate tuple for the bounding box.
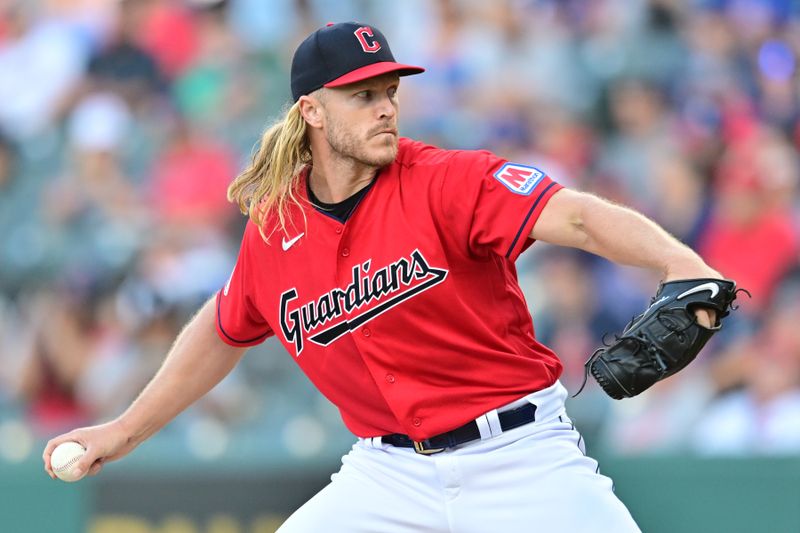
(278, 381, 640, 532)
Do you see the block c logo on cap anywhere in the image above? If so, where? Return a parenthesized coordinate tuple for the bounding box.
(493, 163, 545, 196)
(354, 26, 381, 53)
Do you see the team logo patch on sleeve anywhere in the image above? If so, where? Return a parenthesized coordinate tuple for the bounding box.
(492, 163, 545, 195)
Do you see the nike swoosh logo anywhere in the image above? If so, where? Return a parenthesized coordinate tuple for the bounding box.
(677, 282, 719, 300)
(649, 296, 669, 308)
(281, 233, 304, 251)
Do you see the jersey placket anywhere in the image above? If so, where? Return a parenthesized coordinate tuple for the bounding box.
(332, 215, 417, 433)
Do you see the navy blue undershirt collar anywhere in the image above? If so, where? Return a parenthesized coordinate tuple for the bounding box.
(307, 174, 377, 223)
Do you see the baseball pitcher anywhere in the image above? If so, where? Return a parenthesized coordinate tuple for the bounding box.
(44, 22, 741, 532)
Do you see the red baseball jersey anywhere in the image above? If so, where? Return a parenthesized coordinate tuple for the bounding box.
(216, 138, 564, 441)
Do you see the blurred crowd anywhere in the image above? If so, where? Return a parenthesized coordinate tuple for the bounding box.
(0, 0, 799, 464)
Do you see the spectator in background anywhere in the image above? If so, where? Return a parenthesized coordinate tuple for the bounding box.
(123, 229, 233, 315)
(0, 1, 89, 140)
(147, 116, 238, 230)
(17, 288, 96, 437)
(530, 248, 619, 444)
(534, 249, 618, 390)
(526, 108, 595, 188)
(227, 0, 305, 51)
(15, 281, 154, 438)
(171, 0, 262, 146)
(596, 78, 680, 211)
(137, 0, 200, 81)
(691, 268, 800, 455)
(698, 125, 799, 314)
(43, 91, 146, 276)
(85, 0, 166, 109)
(648, 155, 710, 247)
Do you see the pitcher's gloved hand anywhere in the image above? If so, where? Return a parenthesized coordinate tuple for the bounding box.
(575, 278, 745, 400)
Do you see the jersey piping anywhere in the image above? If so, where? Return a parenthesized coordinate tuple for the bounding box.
(216, 293, 271, 345)
(505, 181, 558, 259)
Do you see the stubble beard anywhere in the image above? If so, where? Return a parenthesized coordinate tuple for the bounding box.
(326, 116, 398, 169)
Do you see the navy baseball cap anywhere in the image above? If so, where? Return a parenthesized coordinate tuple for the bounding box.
(290, 22, 425, 101)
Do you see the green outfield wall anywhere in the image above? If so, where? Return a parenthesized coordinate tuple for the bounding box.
(3, 456, 799, 533)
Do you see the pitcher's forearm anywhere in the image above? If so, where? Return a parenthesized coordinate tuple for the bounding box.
(117, 297, 248, 445)
(531, 190, 719, 280)
(578, 196, 705, 276)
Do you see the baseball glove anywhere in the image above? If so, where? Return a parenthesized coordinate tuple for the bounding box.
(575, 278, 744, 400)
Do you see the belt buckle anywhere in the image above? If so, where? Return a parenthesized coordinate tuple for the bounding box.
(413, 440, 445, 455)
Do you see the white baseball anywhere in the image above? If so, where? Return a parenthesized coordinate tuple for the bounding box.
(51, 442, 86, 482)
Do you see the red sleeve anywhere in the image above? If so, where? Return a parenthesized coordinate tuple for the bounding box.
(438, 149, 564, 261)
(215, 222, 273, 347)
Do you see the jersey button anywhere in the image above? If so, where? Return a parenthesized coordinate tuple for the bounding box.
(342, 248, 350, 257)
(412, 417, 422, 427)
(362, 327, 371, 337)
(385, 374, 395, 383)
(335, 227, 343, 234)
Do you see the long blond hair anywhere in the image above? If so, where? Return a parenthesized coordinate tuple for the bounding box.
(228, 101, 311, 240)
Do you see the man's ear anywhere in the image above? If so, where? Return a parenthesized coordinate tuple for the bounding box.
(298, 94, 324, 129)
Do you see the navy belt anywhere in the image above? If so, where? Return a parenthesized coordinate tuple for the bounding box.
(382, 403, 537, 455)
